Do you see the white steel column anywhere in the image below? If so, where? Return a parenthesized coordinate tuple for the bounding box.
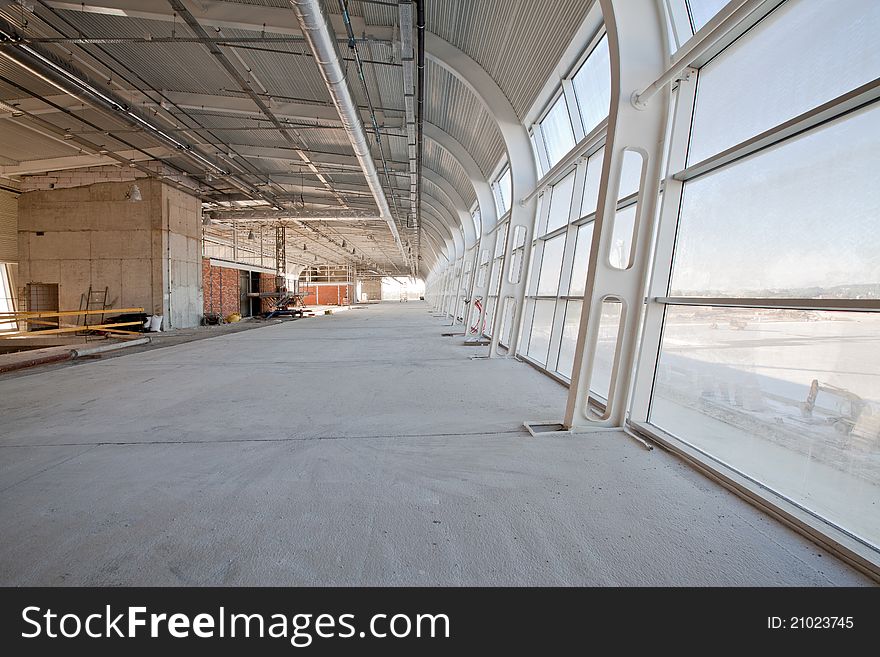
(426, 35, 538, 358)
(564, 0, 670, 429)
(423, 125, 499, 338)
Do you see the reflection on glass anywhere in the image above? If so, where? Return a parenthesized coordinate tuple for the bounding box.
(537, 235, 566, 296)
(556, 299, 583, 378)
(618, 149, 643, 200)
(507, 226, 527, 285)
(484, 296, 496, 336)
(651, 306, 880, 548)
(686, 0, 729, 32)
(672, 105, 880, 298)
(530, 131, 545, 176)
(580, 148, 604, 217)
(541, 94, 576, 168)
(569, 222, 593, 297)
(609, 205, 636, 270)
(494, 167, 512, 215)
(546, 171, 575, 235)
(498, 297, 516, 348)
(471, 208, 481, 236)
(590, 300, 621, 400)
(489, 256, 502, 295)
(527, 300, 556, 365)
(689, 0, 880, 163)
(572, 35, 611, 135)
(476, 249, 490, 287)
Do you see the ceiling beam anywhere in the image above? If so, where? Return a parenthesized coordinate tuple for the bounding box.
(161, 92, 343, 125)
(43, 1, 394, 40)
(0, 147, 171, 176)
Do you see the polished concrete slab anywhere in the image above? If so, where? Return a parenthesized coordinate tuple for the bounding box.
(0, 302, 872, 585)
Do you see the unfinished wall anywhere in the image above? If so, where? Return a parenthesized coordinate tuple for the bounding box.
(164, 185, 202, 328)
(259, 273, 276, 313)
(359, 278, 382, 302)
(0, 188, 17, 263)
(301, 283, 352, 306)
(17, 177, 202, 328)
(202, 259, 241, 319)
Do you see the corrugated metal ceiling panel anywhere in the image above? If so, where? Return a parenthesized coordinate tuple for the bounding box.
(422, 138, 476, 208)
(0, 123, 87, 162)
(52, 10, 243, 97)
(424, 60, 504, 178)
(425, 0, 590, 119)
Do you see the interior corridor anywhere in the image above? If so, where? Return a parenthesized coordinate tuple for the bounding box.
(0, 302, 870, 585)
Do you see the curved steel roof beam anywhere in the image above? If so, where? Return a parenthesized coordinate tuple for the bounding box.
(423, 123, 497, 232)
(421, 166, 476, 246)
(421, 193, 464, 258)
(425, 33, 538, 354)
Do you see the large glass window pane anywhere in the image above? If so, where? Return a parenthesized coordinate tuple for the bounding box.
(618, 149, 643, 200)
(609, 205, 636, 270)
(526, 299, 556, 364)
(686, 0, 729, 32)
(671, 104, 880, 298)
(537, 235, 566, 296)
(651, 306, 880, 549)
(572, 35, 611, 135)
(484, 296, 496, 336)
(493, 226, 507, 258)
(689, 0, 880, 163)
(541, 94, 576, 168)
(507, 226, 527, 285)
(530, 131, 545, 176)
(568, 222, 593, 297)
(545, 171, 575, 235)
(493, 167, 512, 216)
(556, 299, 583, 378)
(591, 300, 621, 400)
(489, 257, 502, 295)
(580, 148, 604, 217)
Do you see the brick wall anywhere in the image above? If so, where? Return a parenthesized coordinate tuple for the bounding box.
(259, 273, 276, 313)
(202, 259, 240, 318)
(300, 283, 352, 306)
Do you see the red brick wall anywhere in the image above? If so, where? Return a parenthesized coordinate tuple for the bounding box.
(300, 283, 352, 306)
(202, 259, 241, 318)
(259, 273, 276, 313)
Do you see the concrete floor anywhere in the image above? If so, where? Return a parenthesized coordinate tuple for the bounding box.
(0, 302, 873, 586)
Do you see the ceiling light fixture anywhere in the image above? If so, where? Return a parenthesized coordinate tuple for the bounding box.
(247, 228, 255, 240)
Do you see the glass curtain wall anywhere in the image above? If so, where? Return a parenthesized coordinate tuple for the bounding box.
(643, 0, 880, 551)
(519, 28, 611, 390)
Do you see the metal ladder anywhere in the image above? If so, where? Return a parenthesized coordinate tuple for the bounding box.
(78, 286, 110, 334)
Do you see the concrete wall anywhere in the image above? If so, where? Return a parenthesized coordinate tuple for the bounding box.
(163, 185, 202, 328)
(17, 177, 202, 328)
(359, 278, 382, 302)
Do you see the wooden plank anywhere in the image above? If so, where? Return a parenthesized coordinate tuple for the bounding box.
(22, 318, 147, 337)
(0, 307, 144, 320)
(0, 321, 144, 338)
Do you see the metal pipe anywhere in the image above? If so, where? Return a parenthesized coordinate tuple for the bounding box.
(415, 0, 425, 273)
(287, 0, 408, 265)
(632, 0, 762, 108)
(0, 20, 229, 175)
(0, 18, 273, 202)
